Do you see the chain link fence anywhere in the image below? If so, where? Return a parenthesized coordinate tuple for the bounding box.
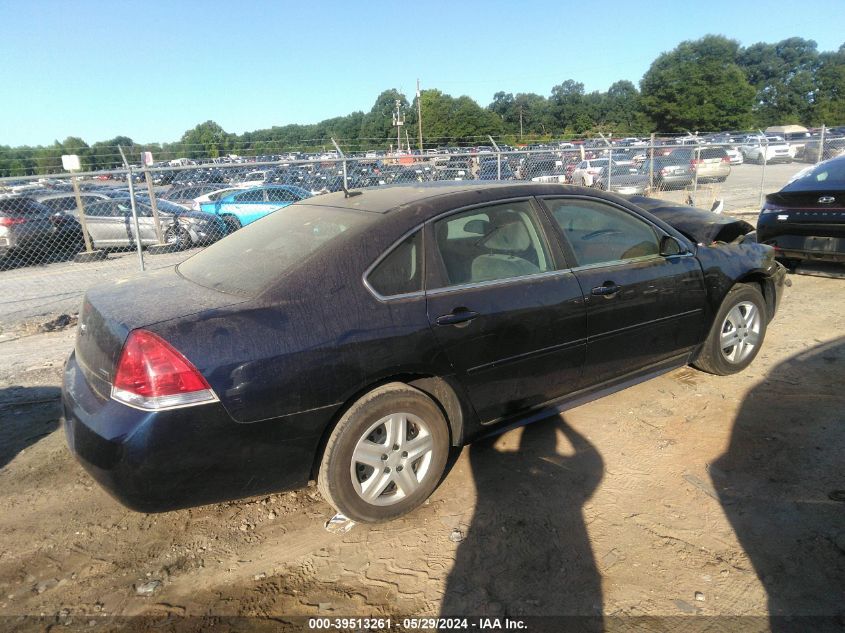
(1, 129, 843, 332)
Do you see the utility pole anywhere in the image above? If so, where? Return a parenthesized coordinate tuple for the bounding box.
(416, 79, 423, 152)
(392, 99, 404, 159)
(519, 106, 524, 141)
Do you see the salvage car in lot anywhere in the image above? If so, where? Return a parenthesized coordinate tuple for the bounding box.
(742, 136, 794, 164)
(199, 184, 311, 231)
(757, 154, 845, 263)
(63, 183, 787, 522)
(591, 165, 649, 195)
(79, 199, 227, 250)
(0, 196, 73, 263)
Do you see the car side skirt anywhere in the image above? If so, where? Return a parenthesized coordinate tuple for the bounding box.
(472, 351, 694, 442)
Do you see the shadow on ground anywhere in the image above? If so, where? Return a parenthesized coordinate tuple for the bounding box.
(712, 336, 845, 632)
(0, 385, 62, 469)
(440, 415, 604, 628)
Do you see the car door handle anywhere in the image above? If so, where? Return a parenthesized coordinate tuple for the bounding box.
(435, 309, 479, 326)
(591, 282, 620, 297)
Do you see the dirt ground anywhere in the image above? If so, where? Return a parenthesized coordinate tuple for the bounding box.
(0, 268, 843, 632)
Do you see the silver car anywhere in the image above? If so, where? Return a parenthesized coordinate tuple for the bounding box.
(76, 199, 227, 250)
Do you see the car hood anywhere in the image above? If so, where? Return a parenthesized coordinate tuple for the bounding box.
(626, 195, 754, 244)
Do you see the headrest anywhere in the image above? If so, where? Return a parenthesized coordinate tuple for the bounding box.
(480, 220, 531, 251)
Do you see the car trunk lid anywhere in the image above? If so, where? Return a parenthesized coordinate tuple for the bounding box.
(75, 266, 249, 399)
(766, 191, 845, 224)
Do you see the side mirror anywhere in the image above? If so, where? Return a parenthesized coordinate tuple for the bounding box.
(659, 235, 683, 256)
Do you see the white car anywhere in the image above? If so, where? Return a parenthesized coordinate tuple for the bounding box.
(725, 147, 744, 165)
(233, 170, 275, 187)
(571, 159, 620, 186)
(741, 137, 794, 164)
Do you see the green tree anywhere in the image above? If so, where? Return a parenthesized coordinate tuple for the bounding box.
(180, 120, 230, 158)
(813, 44, 845, 125)
(640, 35, 755, 131)
(550, 80, 596, 134)
(601, 80, 649, 133)
(739, 37, 819, 125)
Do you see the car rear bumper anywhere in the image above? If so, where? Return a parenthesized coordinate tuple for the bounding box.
(763, 234, 845, 262)
(758, 216, 845, 262)
(62, 351, 323, 512)
(656, 174, 693, 188)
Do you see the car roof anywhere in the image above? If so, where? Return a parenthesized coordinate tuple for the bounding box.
(292, 182, 580, 215)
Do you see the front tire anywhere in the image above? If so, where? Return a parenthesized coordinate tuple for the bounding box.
(164, 225, 192, 250)
(318, 383, 450, 523)
(693, 284, 767, 375)
(222, 215, 242, 233)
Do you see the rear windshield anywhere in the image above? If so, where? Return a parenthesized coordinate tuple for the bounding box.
(178, 204, 371, 296)
(700, 147, 727, 159)
(782, 159, 845, 192)
(0, 198, 50, 215)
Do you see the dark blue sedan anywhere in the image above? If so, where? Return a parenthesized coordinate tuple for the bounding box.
(63, 183, 787, 522)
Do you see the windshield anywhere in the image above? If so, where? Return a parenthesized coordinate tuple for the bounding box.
(782, 158, 845, 192)
(178, 204, 372, 296)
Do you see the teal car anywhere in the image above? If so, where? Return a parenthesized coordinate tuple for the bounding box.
(202, 185, 312, 232)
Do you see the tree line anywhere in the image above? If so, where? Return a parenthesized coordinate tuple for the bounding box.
(2, 35, 844, 177)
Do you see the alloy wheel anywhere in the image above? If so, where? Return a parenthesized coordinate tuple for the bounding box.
(720, 301, 761, 363)
(350, 412, 434, 506)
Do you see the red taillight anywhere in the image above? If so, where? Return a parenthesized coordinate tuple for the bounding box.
(721, 156, 731, 163)
(0, 217, 27, 226)
(690, 159, 702, 166)
(111, 329, 216, 410)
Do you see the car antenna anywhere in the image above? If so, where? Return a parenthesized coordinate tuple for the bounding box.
(331, 137, 362, 198)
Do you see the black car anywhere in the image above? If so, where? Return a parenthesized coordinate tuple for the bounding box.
(63, 183, 787, 522)
(0, 196, 61, 269)
(757, 154, 845, 263)
(478, 159, 515, 180)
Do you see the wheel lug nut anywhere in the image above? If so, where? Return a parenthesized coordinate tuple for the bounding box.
(381, 454, 387, 461)
(384, 467, 391, 473)
(393, 444, 399, 451)
(401, 451, 408, 458)
(397, 466, 403, 472)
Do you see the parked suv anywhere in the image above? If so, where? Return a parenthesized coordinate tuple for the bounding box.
(674, 146, 732, 182)
(742, 137, 794, 164)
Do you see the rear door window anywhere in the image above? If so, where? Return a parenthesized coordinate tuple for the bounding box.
(366, 231, 423, 297)
(266, 188, 297, 203)
(234, 190, 265, 203)
(432, 201, 552, 287)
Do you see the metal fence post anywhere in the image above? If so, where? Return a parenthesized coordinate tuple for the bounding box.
(817, 124, 826, 163)
(691, 144, 701, 206)
(487, 135, 502, 180)
(598, 132, 612, 191)
(118, 145, 145, 272)
(330, 137, 347, 191)
(143, 166, 165, 245)
(70, 175, 94, 253)
(758, 131, 769, 209)
(648, 133, 655, 191)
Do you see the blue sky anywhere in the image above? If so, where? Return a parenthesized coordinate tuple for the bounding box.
(1, 0, 843, 146)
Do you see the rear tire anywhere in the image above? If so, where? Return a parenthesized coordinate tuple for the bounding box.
(318, 383, 450, 523)
(693, 284, 767, 375)
(222, 215, 241, 233)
